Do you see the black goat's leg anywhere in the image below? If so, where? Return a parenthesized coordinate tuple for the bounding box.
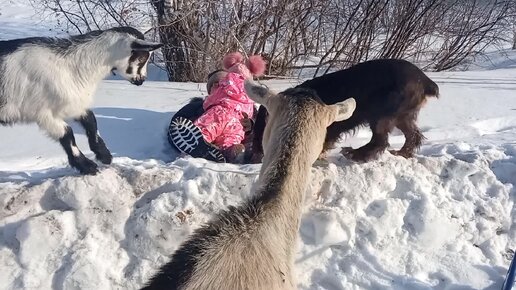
(38, 114, 98, 175)
(343, 118, 394, 162)
(77, 110, 112, 164)
(325, 114, 363, 153)
(390, 116, 424, 158)
(59, 126, 99, 175)
(250, 105, 268, 162)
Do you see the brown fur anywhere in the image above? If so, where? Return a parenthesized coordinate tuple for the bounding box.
(252, 59, 439, 163)
(141, 83, 355, 290)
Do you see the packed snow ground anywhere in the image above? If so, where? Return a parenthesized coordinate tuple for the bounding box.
(1, 1, 516, 289)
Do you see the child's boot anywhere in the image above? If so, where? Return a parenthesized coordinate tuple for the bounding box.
(168, 116, 226, 163)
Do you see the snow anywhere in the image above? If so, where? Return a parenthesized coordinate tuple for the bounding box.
(1, 1, 516, 289)
(0, 1, 63, 39)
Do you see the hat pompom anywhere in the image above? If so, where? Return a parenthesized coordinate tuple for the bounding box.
(246, 55, 266, 77)
(223, 52, 244, 70)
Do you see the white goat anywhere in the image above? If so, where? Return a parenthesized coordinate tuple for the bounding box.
(0, 27, 162, 174)
(141, 82, 356, 290)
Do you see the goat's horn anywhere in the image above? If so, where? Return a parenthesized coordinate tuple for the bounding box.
(131, 39, 164, 51)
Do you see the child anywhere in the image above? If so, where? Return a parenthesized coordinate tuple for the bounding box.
(169, 52, 266, 163)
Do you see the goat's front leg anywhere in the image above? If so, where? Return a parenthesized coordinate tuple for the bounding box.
(342, 118, 395, 162)
(38, 115, 98, 175)
(77, 110, 112, 164)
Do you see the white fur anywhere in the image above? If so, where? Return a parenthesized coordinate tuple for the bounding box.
(71, 144, 82, 157)
(0, 31, 152, 139)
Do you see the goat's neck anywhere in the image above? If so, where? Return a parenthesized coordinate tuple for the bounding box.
(63, 38, 117, 87)
(256, 131, 314, 225)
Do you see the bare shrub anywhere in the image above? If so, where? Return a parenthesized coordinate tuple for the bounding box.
(33, 0, 513, 80)
(431, 0, 511, 71)
(32, 0, 154, 34)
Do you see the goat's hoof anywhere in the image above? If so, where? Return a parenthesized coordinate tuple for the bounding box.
(72, 157, 99, 175)
(389, 150, 413, 158)
(96, 151, 113, 164)
(341, 146, 353, 153)
(92, 142, 112, 164)
(342, 147, 375, 163)
(341, 147, 362, 160)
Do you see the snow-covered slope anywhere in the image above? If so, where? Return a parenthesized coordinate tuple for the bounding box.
(0, 0, 62, 39)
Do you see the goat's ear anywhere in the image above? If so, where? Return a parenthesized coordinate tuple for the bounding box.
(244, 80, 274, 109)
(131, 39, 164, 51)
(331, 98, 356, 123)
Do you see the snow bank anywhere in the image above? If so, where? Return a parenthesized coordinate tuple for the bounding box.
(1, 144, 514, 289)
(300, 146, 515, 289)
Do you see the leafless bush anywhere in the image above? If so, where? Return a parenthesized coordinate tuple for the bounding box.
(34, 0, 513, 81)
(31, 0, 154, 34)
(504, 0, 516, 49)
(431, 0, 511, 71)
(150, 0, 322, 81)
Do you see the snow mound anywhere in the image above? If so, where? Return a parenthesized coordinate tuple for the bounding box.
(1, 145, 514, 289)
(299, 146, 515, 290)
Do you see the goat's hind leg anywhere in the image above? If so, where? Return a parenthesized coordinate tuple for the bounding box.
(390, 116, 424, 158)
(77, 110, 112, 164)
(38, 115, 98, 175)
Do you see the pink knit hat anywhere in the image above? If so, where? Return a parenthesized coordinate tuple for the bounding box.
(223, 52, 266, 80)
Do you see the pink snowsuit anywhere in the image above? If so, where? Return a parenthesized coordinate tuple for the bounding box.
(194, 72, 255, 150)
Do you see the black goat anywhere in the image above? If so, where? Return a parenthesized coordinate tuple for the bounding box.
(252, 59, 439, 162)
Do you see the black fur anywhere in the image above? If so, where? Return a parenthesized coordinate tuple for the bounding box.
(0, 26, 144, 57)
(76, 110, 112, 165)
(253, 59, 439, 162)
(130, 42, 162, 51)
(251, 105, 267, 162)
(126, 51, 151, 75)
(172, 97, 205, 121)
(59, 126, 98, 175)
(298, 59, 438, 108)
(0, 59, 4, 110)
(109, 26, 145, 40)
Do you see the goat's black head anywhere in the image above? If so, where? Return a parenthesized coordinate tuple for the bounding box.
(108, 27, 163, 86)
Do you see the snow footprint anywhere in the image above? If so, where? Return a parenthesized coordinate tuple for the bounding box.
(300, 209, 349, 246)
(365, 199, 387, 218)
(471, 116, 516, 136)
